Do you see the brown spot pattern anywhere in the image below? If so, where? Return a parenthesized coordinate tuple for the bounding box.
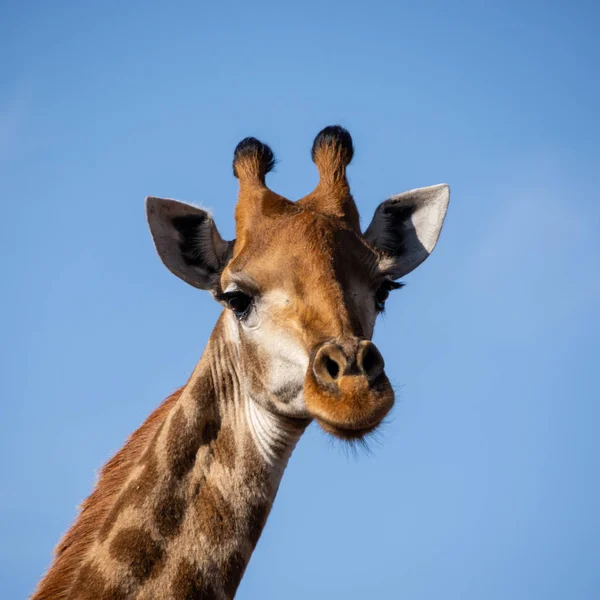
(166, 407, 201, 480)
(191, 474, 207, 500)
(98, 453, 159, 542)
(242, 440, 271, 494)
(246, 502, 269, 548)
(195, 480, 236, 546)
(212, 425, 237, 470)
(138, 421, 165, 465)
(221, 551, 247, 598)
(201, 418, 221, 446)
(70, 562, 125, 600)
(171, 559, 217, 600)
(109, 527, 165, 582)
(153, 491, 187, 538)
(167, 407, 222, 481)
(32, 388, 182, 600)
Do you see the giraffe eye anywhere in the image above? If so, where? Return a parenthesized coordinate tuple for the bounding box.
(225, 292, 253, 318)
(375, 280, 403, 312)
(375, 287, 390, 310)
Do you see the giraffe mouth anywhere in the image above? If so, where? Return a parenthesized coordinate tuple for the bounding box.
(303, 372, 395, 440)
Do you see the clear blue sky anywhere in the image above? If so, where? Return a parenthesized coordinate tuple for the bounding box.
(2, 1, 599, 598)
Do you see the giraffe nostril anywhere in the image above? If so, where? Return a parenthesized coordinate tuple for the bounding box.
(313, 343, 347, 385)
(325, 357, 340, 380)
(361, 347, 378, 374)
(313, 342, 385, 387)
(358, 341, 385, 382)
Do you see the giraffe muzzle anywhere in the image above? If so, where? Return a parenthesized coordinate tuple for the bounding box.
(303, 340, 395, 439)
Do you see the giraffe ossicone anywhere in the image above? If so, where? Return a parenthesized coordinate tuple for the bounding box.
(33, 125, 450, 599)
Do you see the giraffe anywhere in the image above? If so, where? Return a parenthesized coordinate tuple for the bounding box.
(32, 126, 450, 599)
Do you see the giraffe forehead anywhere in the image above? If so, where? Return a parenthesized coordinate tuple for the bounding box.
(227, 209, 378, 293)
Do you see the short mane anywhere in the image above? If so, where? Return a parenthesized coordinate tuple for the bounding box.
(32, 388, 183, 599)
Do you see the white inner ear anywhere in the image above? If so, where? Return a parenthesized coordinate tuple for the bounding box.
(407, 183, 450, 254)
(365, 183, 450, 279)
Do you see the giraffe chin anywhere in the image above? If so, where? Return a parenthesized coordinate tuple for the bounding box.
(315, 418, 383, 440)
(303, 372, 395, 441)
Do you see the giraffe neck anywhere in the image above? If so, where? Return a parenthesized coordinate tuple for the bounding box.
(39, 316, 307, 600)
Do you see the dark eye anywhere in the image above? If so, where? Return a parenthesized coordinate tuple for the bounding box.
(375, 280, 403, 312)
(375, 287, 390, 310)
(226, 292, 252, 318)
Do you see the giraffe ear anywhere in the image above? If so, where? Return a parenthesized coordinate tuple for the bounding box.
(364, 184, 450, 279)
(146, 197, 234, 290)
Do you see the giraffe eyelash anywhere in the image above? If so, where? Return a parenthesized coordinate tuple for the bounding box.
(375, 280, 404, 313)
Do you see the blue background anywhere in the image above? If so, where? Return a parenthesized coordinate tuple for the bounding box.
(2, 1, 599, 598)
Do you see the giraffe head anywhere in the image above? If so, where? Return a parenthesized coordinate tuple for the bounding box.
(147, 126, 449, 439)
